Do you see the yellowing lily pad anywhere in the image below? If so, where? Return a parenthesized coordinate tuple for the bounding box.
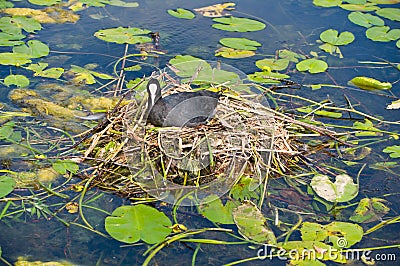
(1, 7, 80, 24)
(212, 16, 266, 32)
(219, 37, 261, 51)
(194, 3, 235, 17)
(310, 174, 358, 203)
(349, 76, 392, 90)
(167, 8, 195, 19)
(215, 47, 255, 58)
(94, 27, 152, 44)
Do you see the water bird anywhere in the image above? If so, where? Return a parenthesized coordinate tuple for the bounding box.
(146, 78, 220, 127)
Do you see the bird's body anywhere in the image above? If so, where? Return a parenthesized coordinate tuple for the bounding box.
(146, 79, 220, 127)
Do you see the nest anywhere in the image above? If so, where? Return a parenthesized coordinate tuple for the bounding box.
(121, 76, 296, 203)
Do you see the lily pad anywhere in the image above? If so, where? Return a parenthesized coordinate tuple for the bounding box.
(198, 195, 235, 224)
(4, 74, 30, 88)
(215, 47, 255, 58)
(0, 175, 16, 198)
(383, 145, 400, 158)
(94, 27, 152, 44)
(376, 8, 400, 21)
(25, 63, 64, 79)
(10, 16, 42, 33)
(256, 58, 289, 71)
(349, 76, 392, 90)
(28, 0, 61, 6)
(366, 26, 400, 42)
(320, 29, 355, 45)
(350, 198, 390, 223)
(0, 52, 32, 66)
(212, 16, 266, 32)
(13, 40, 49, 58)
(340, 3, 379, 11)
(296, 58, 328, 73)
(167, 8, 195, 19)
(301, 221, 363, 248)
(52, 160, 79, 175)
(247, 71, 290, 84)
(232, 201, 276, 244)
(278, 49, 306, 62)
(387, 99, 400, 109)
(313, 0, 342, 7)
(194, 3, 235, 17)
(105, 205, 172, 244)
(348, 11, 384, 28)
(310, 174, 358, 203)
(219, 37, 261, 51)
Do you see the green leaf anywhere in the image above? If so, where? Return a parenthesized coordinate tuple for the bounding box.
(301, 221, 363, 249)
(247, 71, 290, 84)
(4, 74, 29, 88)
(167, 8, 195, 19)
(278, 49, 306, 63)
(219, 37, 261, 51)
(320, 29, 355, 45)
(233, 201, 276, 244)
(0, 0, 14, 8)
(105, 205, 172, 244)
(366, 26, 400, 42)
(348, 12, 384, 28)
(376, 8, 400, 22)
(350, 198, 390, 223)
(215, 47, 255, 58)
(0, 122, 14, 139)
(10, 16, 42, 33)
(313, 0, 342, 7)
(13, 40, 49, 58)
(0, 175, 16, 198)
(230, 176, 259, 200)
(352, 119, 382, 136)
(109, 0, 138, 7)
(296, 59, 328, 73)
(349, 76, 392, 90)
(212, 17, 266, 32)
(198, 195, 235, 224)
(310, 174, 358, 202)
(52, 160, 79, 175)
(0, 52, 32, 66)
(256, 58, 289, 71)
(340, 3, 379, 11)
(28, 0, 61, 6)
(94, 27, 152, 44)
(25, 63, 64, 79)
(383, 145, 400, 158)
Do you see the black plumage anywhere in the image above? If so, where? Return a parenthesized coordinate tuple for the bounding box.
(146, 78, 220, 127)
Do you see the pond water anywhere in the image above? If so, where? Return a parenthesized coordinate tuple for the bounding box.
(0, 0, 400, 265)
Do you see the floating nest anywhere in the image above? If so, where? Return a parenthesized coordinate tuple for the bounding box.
(76, 66, 306, 203)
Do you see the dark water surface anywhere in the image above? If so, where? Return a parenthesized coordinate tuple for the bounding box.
(1, 0, 400, 265)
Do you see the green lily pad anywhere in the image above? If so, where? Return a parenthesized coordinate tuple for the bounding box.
(0, 175, 16, 198)
(198, 195, 235, 224)
(109, 0, 138, 7)
(233, 201, 276, 244)
(301, 221, 363, 249)
(25, 63, 64, 79)
(397, 39, 400, 48)
(105, 205, 172, 244)
(348, 11, 384, 28)
(376, 8, 400, 21)
(247, 71, 290, 84)
(4, 74, 29, 88)
(94, 27, 152, 44)
(320, 29, 355, 45)
(383, 145, 400, 158)
(310, 174, 358, 202)
(0, 52, 32, 66)
(28, 0, 61, 6)
(256, 58, 289, 71)
(313, 0, 342, 7)
(10, 16, 42, 33)
(219, 37, 261, 51)
(52, 160, 79, 175)
(13, 40, 49, 58)
(340, 3, 379, 11)
(278, 49, 306, 62)
(167, 8, 195, 19)
(230, 176, 259, 200)
(296, 59, 328, 73)
(366, 26, 400, 42)
(352, 119, 382, 137)
(349, 76, 392, 90)
(212, 16, 266, 32)
(215, 47, 255, 58)
(350, 198, 390, 223)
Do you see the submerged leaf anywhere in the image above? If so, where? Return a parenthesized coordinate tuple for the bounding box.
(105, 205, 172, 244)
(233, 201, 276, 244)
(212, 16, 266, 32)
(350, 198, 390, 223)
(167, 8, 195, 19)
(349, 76, 392, 90)
(219, 37, 261, 51)
(296, 58, 328, 73)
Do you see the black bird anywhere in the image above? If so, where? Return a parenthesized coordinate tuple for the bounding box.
(146, 79, 220, 127)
